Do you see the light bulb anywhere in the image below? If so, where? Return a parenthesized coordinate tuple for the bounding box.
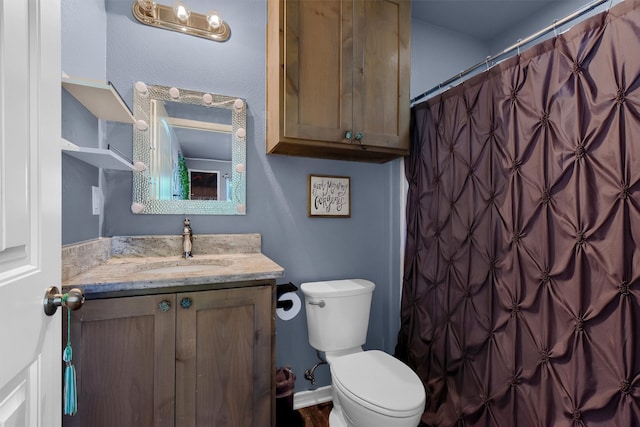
(206, 10, 223, 29)
(136, 119, 149, 131)
(137, 0, 156, 13)
(135, 81, 148, 94)
(173, 1, 191, 22)
(131, 203, 145, 214)
(133, 161, 147, 171)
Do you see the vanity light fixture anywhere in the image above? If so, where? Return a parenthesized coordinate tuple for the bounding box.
(132, 0, 231, 42)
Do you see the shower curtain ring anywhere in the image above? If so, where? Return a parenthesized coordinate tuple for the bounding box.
(517, 39, 522, 55)
(553, 19, 558, 37)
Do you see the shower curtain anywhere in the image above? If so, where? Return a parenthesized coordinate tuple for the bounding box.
(396, 1, 640, 425)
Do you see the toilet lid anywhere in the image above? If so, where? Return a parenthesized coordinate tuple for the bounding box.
(331, 350, 425, 416)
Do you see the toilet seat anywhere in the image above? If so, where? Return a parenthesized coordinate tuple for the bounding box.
(331, 350, 425, 418)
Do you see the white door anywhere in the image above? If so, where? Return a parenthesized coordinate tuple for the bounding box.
(0, 0, 62, 426)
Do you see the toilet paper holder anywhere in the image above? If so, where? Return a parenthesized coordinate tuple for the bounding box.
(276, 282, 298, 310)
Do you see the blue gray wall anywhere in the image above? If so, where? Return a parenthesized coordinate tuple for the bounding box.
(488, 0, 622, 54)
(410, 21, 489, 101)
(62, 0, 405, 392)
(61, 0, 606, 395)
(410, 0, 618, 104)
(61, 0, 108, 244)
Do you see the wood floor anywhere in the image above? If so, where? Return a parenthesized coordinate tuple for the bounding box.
(298, 402, 332, 426)
(281, 402, 428, 426)
(277, 402, 332, 427)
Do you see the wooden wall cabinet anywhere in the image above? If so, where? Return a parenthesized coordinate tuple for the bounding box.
(266, 0, 411, 163)
(64, 284, 274, 427)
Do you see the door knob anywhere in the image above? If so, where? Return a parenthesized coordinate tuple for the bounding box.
(43, 286, 85, 316)
(354, 132, 363, 141)
(345, 131, 352, 140)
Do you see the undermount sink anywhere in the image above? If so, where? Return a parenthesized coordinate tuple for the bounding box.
(129, 257, 234, 275)
(140, 264, 226, 274)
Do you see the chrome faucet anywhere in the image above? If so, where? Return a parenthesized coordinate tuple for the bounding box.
(182, 218, 193, 258)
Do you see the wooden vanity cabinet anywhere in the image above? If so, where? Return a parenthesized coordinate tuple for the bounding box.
(266, 0, 411, 163)
(63, 283, 275, 427)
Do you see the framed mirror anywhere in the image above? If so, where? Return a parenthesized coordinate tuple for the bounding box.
(132, 83, 246, 215)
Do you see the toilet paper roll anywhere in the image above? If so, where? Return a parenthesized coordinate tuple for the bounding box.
(276, 292, 301, 321)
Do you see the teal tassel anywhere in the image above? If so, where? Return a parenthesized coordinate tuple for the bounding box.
(63, 296, 78, 416)
(63, 345, 77, 415)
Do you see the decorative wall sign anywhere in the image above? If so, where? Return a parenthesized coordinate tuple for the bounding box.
(308, 175, 350, 217)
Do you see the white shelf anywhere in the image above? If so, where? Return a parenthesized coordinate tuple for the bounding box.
(61, 75, 136, 171)
(61, 138, 135, 171)
(62, 76, 135, 124)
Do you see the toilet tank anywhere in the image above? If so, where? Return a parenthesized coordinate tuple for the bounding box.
(300, 279, 375, 352)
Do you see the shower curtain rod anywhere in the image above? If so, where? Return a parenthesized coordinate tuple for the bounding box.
(410, 0, 612, 105)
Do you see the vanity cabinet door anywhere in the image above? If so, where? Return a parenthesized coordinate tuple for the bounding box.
(64, 294, 176, 427)
(175, 285, 274, 427)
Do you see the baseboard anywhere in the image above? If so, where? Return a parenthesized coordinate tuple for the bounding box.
(293, 385, 333, 410)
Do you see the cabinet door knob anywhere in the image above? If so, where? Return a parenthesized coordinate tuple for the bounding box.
(355, 132, 363, 141)
(180, 297, 192, 309)
(345, 131, 352, 140)
(158, 300, 171, 312)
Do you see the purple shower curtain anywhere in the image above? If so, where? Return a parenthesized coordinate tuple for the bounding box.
(397, 1, 640, 425)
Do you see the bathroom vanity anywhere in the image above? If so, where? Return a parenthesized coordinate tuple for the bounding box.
(61, 234, 284, 427)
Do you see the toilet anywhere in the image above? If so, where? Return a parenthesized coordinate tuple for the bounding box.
(300, 279, 425, 427)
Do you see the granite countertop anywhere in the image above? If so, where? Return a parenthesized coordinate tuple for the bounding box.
(62, 234, 285, 298)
